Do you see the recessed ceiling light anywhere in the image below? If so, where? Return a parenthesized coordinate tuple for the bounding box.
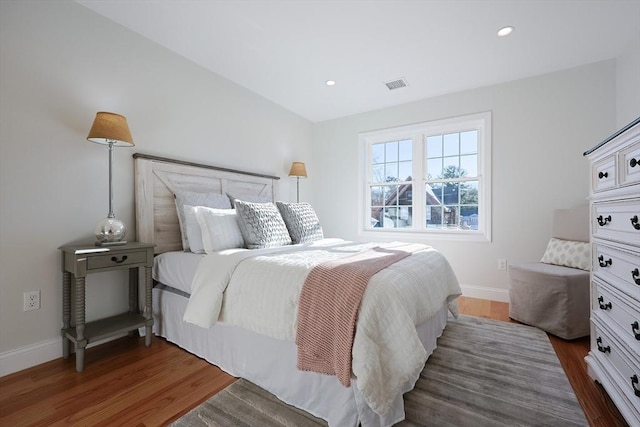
(497, 26, 514, 37)
(325, 80, 336, 86)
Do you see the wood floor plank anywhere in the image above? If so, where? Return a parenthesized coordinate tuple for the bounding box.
(0, 296, 627, 426)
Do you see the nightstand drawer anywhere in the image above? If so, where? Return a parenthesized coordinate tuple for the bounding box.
(87, 250, 147, 270)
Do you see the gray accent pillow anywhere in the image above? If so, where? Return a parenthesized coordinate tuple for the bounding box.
(174, 190, 232, 251)
(227, 192, 271, 207)
(276, 202, 324, 244)
(234, 200, 292, 249)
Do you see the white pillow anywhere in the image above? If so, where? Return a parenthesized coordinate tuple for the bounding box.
(174, 190, 232, 251)
(183, 205, 206, 254)
(194, 207, 245, 252)
(540, 237, 591, 271)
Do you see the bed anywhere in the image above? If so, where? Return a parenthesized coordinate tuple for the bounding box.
(133, 153, 462, 427)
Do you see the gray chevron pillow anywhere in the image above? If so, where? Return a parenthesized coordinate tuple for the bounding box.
(276, 202, 324, 244)
(235, 200, 292, 249)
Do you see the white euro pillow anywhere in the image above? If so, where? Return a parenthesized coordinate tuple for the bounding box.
(194, 207, 245, 252)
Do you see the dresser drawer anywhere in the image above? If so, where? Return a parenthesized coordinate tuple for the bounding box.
(594, 278, 640, 352)
(86, 250, 148, 270)
(592, 318, 640, 410)
(592, 198, 640, 246)
(593, 243, 640, 299)
(620, 139, 640, 187)
(592, 155, 616, 192)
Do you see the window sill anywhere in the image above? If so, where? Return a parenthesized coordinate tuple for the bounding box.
(358, 228, 491, 242)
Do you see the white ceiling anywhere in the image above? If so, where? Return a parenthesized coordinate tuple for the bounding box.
(77, 0, 640, 123)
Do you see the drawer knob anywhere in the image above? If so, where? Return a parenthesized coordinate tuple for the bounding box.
(596, 337, 610, 354)
(633, 268, 640, 285)
(633, 375, 640, 397)
(632, 321, 640, 340)
(597, 215, 611, 226)
(110, 255, 128, 264)
(598, 171, 608, 179)
(597, 296, 612, 310)
(631, 158, 639, 168)
(631, 215, 640, 230)
(597, 255, 612, 268)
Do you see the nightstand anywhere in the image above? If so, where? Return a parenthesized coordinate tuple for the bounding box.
(59, 242, 155, 372)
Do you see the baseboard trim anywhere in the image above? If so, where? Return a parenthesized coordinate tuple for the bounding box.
(0, 337, 61, 377)
(0, 333, 130, 377)
(460, 283, 510, 302)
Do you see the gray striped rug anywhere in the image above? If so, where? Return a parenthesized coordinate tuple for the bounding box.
(171, 315, 587, 426)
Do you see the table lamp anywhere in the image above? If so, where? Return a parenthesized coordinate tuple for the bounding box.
(86, 112, 135, 246)
(288, 161, 307, 203)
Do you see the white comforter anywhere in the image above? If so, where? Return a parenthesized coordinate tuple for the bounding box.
(183, 238, 461, 416)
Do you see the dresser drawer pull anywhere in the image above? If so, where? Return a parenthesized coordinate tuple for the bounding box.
(598, 171, 609, 179)
(597, 215, 611, 226)
(110, 255, 128, 264)
(597, 296, 612, 310)
(633, 268, 640, 285)
(597, 255, 612, 268)
(596, 337, 610, 353)
(633, 375, 640, 397)
(631, 158, 639, 168)
(632, 321, 640, 340)
(631, 215, 640, 230)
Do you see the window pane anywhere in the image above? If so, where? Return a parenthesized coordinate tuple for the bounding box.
(372, 164, 384, 183)
(443, 133, 459, 156)
(372, 143, 385, 164)
(460, 154, 477, 177)
(370, 186, 385, 206)
(385, 162, 399, 181)
(441, 159, 460, 178)
(398, 161, 412, 181)
(460, 130, 477, 155)
(460, 180, 478, 205)
(426, 206, 442, 227)
(385, 141, 398, 162)
(443, 206, 459, 227)
(460, 206, 479, 230)
(398, 184, 412, 205)
(443, 182, 459, 204)
(427, 158, 442, 180)
(399, 139, 412, 161)
(426, 183, 443, 206)
(426, 135, 442, 158)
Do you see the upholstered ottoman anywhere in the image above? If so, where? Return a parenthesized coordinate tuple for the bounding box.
(508, 262, 590, 339)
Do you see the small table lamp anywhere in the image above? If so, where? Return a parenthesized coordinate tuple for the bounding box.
(288, 161, 307, 203)
(87, 112, 135, 246)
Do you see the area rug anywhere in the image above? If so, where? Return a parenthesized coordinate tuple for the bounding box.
(171, 315, 587, 426)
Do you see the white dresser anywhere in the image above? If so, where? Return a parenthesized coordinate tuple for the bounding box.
(584, 117, 640, 427)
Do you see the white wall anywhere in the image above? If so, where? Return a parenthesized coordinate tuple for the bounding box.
(311, 61, 617, 301)
(616, 48, 640, 128)
(0, 0, 312, 372)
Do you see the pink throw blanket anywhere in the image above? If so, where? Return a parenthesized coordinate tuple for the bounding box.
(295, 246, 412, 387)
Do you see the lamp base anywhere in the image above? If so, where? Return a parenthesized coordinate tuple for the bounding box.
(95, 216, 127, 246)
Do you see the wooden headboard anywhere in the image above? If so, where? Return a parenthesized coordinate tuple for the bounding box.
(133, 153, 280, 254)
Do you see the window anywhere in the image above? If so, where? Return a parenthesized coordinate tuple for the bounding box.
(358, 112, 491, 241)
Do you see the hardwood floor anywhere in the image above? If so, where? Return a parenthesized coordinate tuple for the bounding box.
(0, 296, 628, 426)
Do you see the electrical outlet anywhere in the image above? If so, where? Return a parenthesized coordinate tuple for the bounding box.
(497, 259, 507, 271)
(23, 290, 40, 311)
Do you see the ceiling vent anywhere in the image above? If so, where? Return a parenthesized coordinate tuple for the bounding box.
(384, 78, 408, 90)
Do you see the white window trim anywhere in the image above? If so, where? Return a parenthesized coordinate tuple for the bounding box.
(358, 111, 492, 242)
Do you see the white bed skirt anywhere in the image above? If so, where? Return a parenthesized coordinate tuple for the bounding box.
(151, 287, 449, 427)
